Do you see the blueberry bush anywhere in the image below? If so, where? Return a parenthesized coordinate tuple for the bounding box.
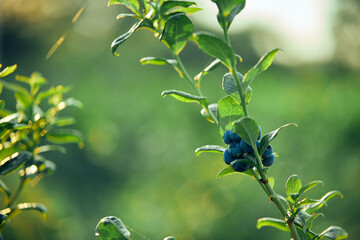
(95, 0, 348, 239)
(0, 64, 83, 239)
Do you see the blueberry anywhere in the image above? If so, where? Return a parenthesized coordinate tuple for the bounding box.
(223, 149, 234, 165)
(240, 139, 252, 152)
(230, 131, 242, 142)
(223, 130, 232, 144)
(228, 141, 244, 158)
(258, 126, 261, 140)
(262, 145, 273, 158)
(262, 153, 275, 167)
(231, 161, 250, 172)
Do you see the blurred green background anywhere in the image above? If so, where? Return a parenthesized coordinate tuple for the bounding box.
(1, 0, 360, 239)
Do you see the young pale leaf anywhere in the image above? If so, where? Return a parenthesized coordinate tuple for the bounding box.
(242, 48, 281, 89)
(195, 145, 225, 157)
(160, 1, 197, 16)
(303, 191, 343, 214)
(0, 151, 32, 175)
(256, 217, 288, 232)
(112, 18, 154, 56)
(200, 103, 218, 123)
(298, 180, 323, 197)
(108, 0, 140, 14)
(55, 117, 76, 127)
(0, 64, 17, 78)
(233, 116, 259, 148)
(318, 226, 348, 240)
(221, 72, 253, 104)
(161, 90, 206, 107)
(160, 14, 193, 55)
(46, 129, 84, 148)
(194, 59, 221, 85)
(95, 216, 130, 240)
(285, 175, 302, 198)
(34, 85, 71, 105)
(193, 33, 236, 70)
(218, 96, 244, 135)
(258, 123, 297, 155)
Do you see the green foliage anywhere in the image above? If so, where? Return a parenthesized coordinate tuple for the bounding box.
(95, 216, 131, 240)
(0, 64, 82, 236)
(104, 1, 348, 240)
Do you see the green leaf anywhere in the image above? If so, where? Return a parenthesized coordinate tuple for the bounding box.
(256, 217, 288, 232)
(95, 216, 131, 240)
(303, 213, 323, 231)
(2, 82, 31, 108)
(46, 129, 84, 148)
(161, 90, 207, 107)
(200, 103, 218, 123)
(212, 0, 245, 29)
(34, 145, 67, 155)
(242, 48, 281, 89)
(216, 165, 254, 179)
(193, 33, 236, 70)
(218, 96, 244, 135)
(34, 85, 70, 105)
(299, 180, 324, 197)
(164, 237, 176, 240)
(221, 72, 252, 104)
(258, 123, 297, 155)
(160, 14, 193, 55)
(108, 0, 140, 14)
(0, 151, 32, 175)
(160, 1, 196, 16)
(111, 18, 154, 56)
(233, 116, 259, 148)
(0, 64, 17, 78)
(16, 72, 46, 88)
(268, 177, 275, 188)
(140, 57, 183, 77)
(55, 117, 76, 127)
(303, 191, 343, 214)
(285, 175, 302, 198)
(318, 226, 348, 240)
(194, 59, 221, 85)
(1, 202, 47, 220)
(63, 98, 83, 109)
(0, 100, 4, 111)
(195, 145, 225, 157)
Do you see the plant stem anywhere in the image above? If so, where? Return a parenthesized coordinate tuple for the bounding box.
(252, 149, 301, 240)
(173, 53, 219, 125)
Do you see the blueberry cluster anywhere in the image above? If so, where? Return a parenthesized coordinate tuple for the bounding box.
(222, 129, 275, 172)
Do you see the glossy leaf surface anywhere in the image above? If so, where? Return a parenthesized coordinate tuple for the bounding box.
(233, 117, 259, 148)
(95, 216, 130, 240)
(218, 96, 243, 134)
(195, 145, 225, 157)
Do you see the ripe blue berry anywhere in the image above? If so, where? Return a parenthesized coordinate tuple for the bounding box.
(232, 161, 250, 172)
(240, 139, 252, 152)
(223, 130, 232, 144)
(229, 141, 244, 158)
(223, 149, 234, 165)
(262, 145, 273, 158)
(262, 153, 275, 167)
(230, 131, 242, 141)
